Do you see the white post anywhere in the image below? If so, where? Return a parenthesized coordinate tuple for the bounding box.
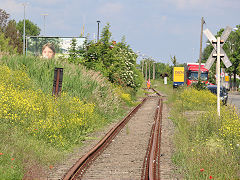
(217, 37, 221, 117)
(164, 77, 167, 84)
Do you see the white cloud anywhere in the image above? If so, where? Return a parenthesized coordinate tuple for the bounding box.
(161, 15, 167, 22)
(0, 0, 22, 17)
(165, 0, 240, 10)
(33, 0, 65, 5)
(98, 2, 124, 16)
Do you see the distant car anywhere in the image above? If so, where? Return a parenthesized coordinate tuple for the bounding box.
(206, 85, 228, 105)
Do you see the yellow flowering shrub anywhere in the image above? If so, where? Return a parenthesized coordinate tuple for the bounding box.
(198, 106, 240, 150)
(172, 87, 240, 178)
(179, 88, 217, 110)
(0, 66, 96, 148)
(121, 93, 131, 102)
(219, 107, 240, 145)
(114, 86, 133, 106)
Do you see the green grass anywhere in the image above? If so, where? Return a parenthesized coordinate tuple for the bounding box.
(169, 87, 240, 179)
(0, 55, 132, 178)
(0, 55, 122, 120)
(0, 123, 63, 179)
(151, 79, 178, 104)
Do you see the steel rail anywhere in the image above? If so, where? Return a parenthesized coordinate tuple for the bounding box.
(142, 88, 163, 180)
(63, 97, 147, 180)
(149, 98, 162, 180)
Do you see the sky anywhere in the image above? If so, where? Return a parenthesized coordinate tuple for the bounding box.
(1, 0, 240, 64)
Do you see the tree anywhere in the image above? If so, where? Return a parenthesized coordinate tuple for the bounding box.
(5, 20, 22, 53)
(0, 9, 9, 32)
(16, 19, 41, 37)
(224, 25, 240, 88)
(100, 23, 112, 46)
(77, 23, 143, 90)
(0, 33, 17, 54)
(170, 55, 177, 66)
(68, 38, 84, 63)
(68, 38, 77, 62)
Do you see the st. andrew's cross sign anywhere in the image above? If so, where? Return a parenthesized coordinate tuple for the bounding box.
(203, 26, 232, 70)
(203, 26, 232, 116)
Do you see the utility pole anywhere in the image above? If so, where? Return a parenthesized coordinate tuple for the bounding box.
(145, 62, 148, 81)
(22, 3, 27, 55)
(149, 62, 151, 80)
(198, 17, 205, 81)
(141, 60, 144, 75)
(153, 62, 155, 80)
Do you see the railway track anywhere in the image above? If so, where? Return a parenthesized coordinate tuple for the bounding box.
(62, 88, 163, 180)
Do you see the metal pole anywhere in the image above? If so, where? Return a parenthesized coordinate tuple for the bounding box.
(44, 15, 45, 35)
(26, 36, 28, 55)
(198, 17, 204, 81)
(217, 37, 221, 117)
(23, 4, 26, 55)
(97, 20, 100, 41)
(41, 14, 48, 36)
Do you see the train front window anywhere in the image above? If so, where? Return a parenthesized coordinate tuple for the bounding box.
(188, 71, 208, 81)
(201, 72, 208, 81)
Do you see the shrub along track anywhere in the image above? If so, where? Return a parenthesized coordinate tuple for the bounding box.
(62, 88, 163, 180)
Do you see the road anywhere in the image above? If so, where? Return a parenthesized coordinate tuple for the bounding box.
(228, 92, 240, 111)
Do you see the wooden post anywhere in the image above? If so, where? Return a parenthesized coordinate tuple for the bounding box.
(198, 17, 204, 81)
(52, 68, 63, 97)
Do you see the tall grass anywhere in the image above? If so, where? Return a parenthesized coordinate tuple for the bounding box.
(170, 87, 240, 179)
(0, 55, 128, 179)
(0, 55, 121, 119)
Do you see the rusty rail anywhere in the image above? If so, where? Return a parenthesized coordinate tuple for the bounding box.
(142, 90, 163, 180)
(63, 97, 147, 180)
(149, 98, 162, 180)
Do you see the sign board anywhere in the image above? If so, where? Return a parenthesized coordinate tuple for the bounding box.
(26, 36, 85, 59)
(221, 72, 224, 78)
(225, 76, 229, 82)
(204, 26, 232, 70)
(173, 67, 185, 83)
(203, 27, 232, 117)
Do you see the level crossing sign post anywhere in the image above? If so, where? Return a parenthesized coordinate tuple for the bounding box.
(203, 26, 232, 116)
